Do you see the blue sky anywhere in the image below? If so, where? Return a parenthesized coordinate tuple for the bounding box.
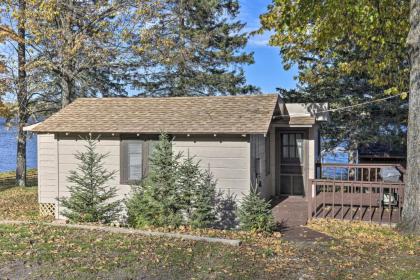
(239, 0, 298, 93)
(0, 1, 296, 96)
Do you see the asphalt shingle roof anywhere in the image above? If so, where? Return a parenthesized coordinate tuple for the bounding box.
(32, 95, 280, 134)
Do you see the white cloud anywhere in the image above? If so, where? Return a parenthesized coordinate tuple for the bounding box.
(247, 31, 273, 47)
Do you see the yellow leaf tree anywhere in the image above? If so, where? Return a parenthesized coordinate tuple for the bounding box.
(260, 0, 419, 233)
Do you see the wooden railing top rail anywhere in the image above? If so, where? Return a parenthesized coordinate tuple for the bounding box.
(315, 162, 406, 174)
(316, 161, 405, 169)
(310, 179, 405, 186)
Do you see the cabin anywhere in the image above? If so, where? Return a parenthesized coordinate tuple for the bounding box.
(26, 94, 329, 220)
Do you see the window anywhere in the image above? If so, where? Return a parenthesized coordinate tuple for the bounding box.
(127, 142, 142, 181)
(120, 140, 156, 184)
(281, 133, 304, 161)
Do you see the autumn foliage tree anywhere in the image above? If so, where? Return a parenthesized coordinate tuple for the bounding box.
(0, 31, 11, 118)
(0, 0, 135, 186)
(261, 1, 409, 155)
(26, 0, 134, 107)
(260, 0, 418, 232)
(0, 0, 31, 186)
(1, 0, 258, 187)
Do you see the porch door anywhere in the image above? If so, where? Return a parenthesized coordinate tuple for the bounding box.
(277, 132, 305, 196)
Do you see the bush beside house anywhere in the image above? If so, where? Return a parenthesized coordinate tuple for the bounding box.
(61, 133, 275, 233)
(60, 137, 121, 224)
(126, 133, 221, 229)
(238, 188, 275, 233)
(126, 133, 184, 228)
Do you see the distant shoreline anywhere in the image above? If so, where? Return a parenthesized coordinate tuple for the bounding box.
(0, 118, 37, 172)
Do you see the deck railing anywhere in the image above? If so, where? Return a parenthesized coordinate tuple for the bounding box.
(308, 163, 405, 225)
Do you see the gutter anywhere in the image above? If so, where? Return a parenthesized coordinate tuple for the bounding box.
(23, 122, 42, 132)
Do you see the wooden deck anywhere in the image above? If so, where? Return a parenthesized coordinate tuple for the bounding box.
(312, 202, 402, 224)
(271, 196, 308, 228)
(309, 163, 405, 225)
(272, 194, 402, 228)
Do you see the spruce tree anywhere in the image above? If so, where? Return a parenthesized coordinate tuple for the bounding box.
(178, 155, 217, 228)
(177, 153, 202, 220)
(130, 0, 258, 96)
(60, 137, 121, 224)
(127, 134, 221, 229)
(238, 188, 275, 233)
(126, 133, 184, 228)
(189, 169, 217, 228)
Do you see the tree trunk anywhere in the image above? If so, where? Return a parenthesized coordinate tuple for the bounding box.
(401, 0, 420, 233)
(60, 1, 75, 108)
(16, 0, 28, 187)
(61, 75, 74, 108)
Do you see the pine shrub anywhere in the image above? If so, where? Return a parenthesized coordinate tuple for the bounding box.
(188, 169, 217, 228)
(127, 133, 220, 229)
(126, 133, 184, 228)
(60, 136, 121, 224)
(238, 188, 275, 233)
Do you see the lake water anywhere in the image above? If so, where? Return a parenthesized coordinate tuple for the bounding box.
(0, 118, 37, 172)
(0, 118, 348, 172)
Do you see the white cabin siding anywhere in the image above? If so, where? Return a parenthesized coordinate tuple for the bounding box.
(172, 136, 251, 200)
(38, 135, 125, 218)
(38, 134, 252, 218)
(37, 134, 58, 204)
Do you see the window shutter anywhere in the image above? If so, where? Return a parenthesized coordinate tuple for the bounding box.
(265, 133, 270, 175)
(120, 140, 128, 184)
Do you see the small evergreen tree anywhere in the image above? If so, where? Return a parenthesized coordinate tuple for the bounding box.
(126, 133, 183, 228)
(177, 153, 202, 220)
(189, 169, 217, 228)
(238, 187, 275, 233)
(178, 155, 217, 228)
(127, 134, 220, 229)
(60, 136, 121, 223)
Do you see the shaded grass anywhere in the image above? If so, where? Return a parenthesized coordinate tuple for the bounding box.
(308, 219, 420, 279)
(0, 224, 280, 279)
(0, 188, 418, 279)
(0, 221, 417, 279)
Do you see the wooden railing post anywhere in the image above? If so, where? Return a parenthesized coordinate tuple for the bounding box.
(308, 179, 312, 222)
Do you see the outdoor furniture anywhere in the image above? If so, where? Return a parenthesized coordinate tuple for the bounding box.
(381, 190, 399, 207)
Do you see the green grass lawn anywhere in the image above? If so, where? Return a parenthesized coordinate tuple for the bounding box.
(0, 169, 37, 180)
(0, 186, 418, 279)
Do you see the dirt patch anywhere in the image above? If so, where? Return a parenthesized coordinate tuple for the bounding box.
(0, 260, 43, 280)
(281, 226, 334, 243)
